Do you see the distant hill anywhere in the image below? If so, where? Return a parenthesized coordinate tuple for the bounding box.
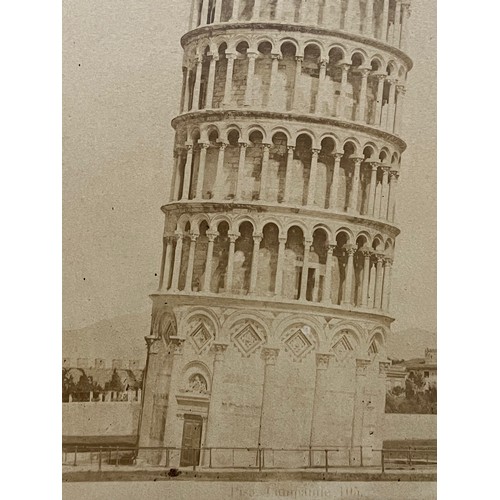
(387, 328, 437, 360)
(62, 311, 151, 364)
(63, 312, 436, 364)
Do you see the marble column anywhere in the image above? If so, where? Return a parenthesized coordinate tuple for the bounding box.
(292, 56, 303, 112)
(356, 68, 371, 122)
(381, 257, 393, 311)
(387, 170, 399, 222)
(214, 0, 223, 22)
(283, 146, 295, 203)
(350, 359, 371, 464)
(200, 0, 209, 25)
(368, 162, 379, 216)
(182, 65, 191, 113)
(205, 54, 218, 109)
(161, 236, 174, 291)
(202, 231, 217, 292)
(170, 232, 184, 291)
(258, 347, 280, 448)
(300, 239, 313, 300)
(184, 234, 198, 292)
(394, 85, 406, 135)
(309, 353, 333, 448)
(342, 245, 357, 306)
(170, 149, 183, 201)
(222, 53, 236, 106)
(368, 258, 376, 308)
(181, 145, 194, 200)
(393, 0, 402, 45)
(365, 0, 374, 36)
(260, 143, 271, 200)
(268, 54, 281, 109)
(386, 79, 397, 132)
(360, 248, 372, 307)
(244, 52, 258, 106)
(188, 0, 197, 30)
(348, 157, 364, 213)
(315, 59, 328, 115)
(329, 153, 343, 209)
(400, 2, 410, 50)
(204, 342, 229, 459)
(374, 74, 386, 126)
(195, 143, 209, 199)
(213, 142, 227, 199)
(192, 57, 203, 111)
(252, 0, 262, 20)
(274, 236, 287, 295)
(338, 63, 351, 119)
(307, 149, 321, 206)
(235, 142, 248, 200)
(379, 166, 390, 219)
(322, 244, 335, 304)
(179, 68, 188, 113)
(231, 0, 241, 20)
(373, 254, 384, 309)
(225, 233, 238, 292)
(249, 234, 263, 293)
(381, 0, 390, 41)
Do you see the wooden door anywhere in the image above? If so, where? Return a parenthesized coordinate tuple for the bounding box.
(180, 415, 203, 466)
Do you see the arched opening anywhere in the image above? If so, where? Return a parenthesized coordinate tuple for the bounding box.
(308, 228, 328, 302)
(223, 129, 241, 199)
(203, 129, 220, 199)
(320, 137, 335, 208)
(360, 145, 375, 214)
(178, 222, 192, 291)
(254, 41, 273, 108)
(192, 220, 210, 291)
(198, 46, 211, 110)
(333, 231, 349, 304)
(326, 47, 344, 117)
(212, 43, 228, 108)
(256, 223, 279, 295)
(283, 226, 305, 299)
(301, 44, 321, 113)
(220, 0, 233, 22)
(354, 234, 369, 305)
(210, 221, 230, 292)
(233, 41, 250, 107)
(188, 130, 201, 200)
(279, 42, 297, 111)
(240, 0, 255, 20)
(269, 132, 288, 203)
(348, 52, 365, 121)
(247, 130, 264, 201)
(294, 133, 313, 206)
(233, 221, 255, 294)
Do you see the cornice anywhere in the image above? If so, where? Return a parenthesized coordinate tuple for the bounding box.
(172, 109, 407, 152)
(180, 22, 413, 71)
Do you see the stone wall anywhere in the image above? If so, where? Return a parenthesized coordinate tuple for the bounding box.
(62, 402, 141, 437)
(382, 413, 437, 442)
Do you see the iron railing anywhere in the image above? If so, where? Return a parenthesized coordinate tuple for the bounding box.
(62, 445, 436, 473)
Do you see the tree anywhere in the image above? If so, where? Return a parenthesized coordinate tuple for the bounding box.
(105, 369, 124, 393)
(62, 369, 76, 402)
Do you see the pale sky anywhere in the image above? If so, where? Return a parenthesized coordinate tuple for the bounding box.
(62, 0, 436, 334)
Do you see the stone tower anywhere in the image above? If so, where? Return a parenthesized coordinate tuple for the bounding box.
(139, 0, 412, 468)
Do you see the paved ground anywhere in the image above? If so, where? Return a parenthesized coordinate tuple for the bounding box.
(63, 480, 437, 499)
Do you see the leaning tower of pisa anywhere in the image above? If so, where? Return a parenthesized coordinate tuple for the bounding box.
(139, 0, 412, 468)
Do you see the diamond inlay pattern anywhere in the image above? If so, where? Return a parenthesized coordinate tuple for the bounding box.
(285, 329, 313, 360)
(233, 324, 263, 356)
(190, 323, 212, 353)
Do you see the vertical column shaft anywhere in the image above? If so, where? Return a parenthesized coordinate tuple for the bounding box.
(202, 232, 217, 292)
(322, 245, 335, 304)
(214, 0, 223, 22)
(268, 54, 281, 108)
(222, 54, 236, 106)
(349, 157, 363, 213)
(338, 63, 350, 119)
(231, 0, 240, 20)
(205, 54, 218, 109)
(368, 163, 379, 216)
(260, 144, 271, 200)
(184, 234, 198, 292)
(292, 56, 303, 111)
(161, 236, 174, 291)
(386, 79, 397, 132)
(360, 250, 371, 307)
(181, 145, 194, 200)
(394, 85, 406, 135)
(342, 245, 357, 305)
(394, 0, 402, 45)
(283, 146, 295, 203)
(170, 233, 184, 291)
(213, 143, 227, 199)
(235, 142, 248, 200)
(381, 258, 393, 311)
(225, 233, 238, 292)
(249, 234, 263, 293)
(315, 59, 328, 114)
(381, 0, 390, 40)
(388, 171, 399, 222)
(307, 149, 320, 206)
(357, 69, 370, 122)
(244, 52, 258, 106)
(300, 239, 312, 300)
(252, 0, 262, 20)
(365, 0, 374, 36)
(274, 237, 287, 295)
(374, 255, 384, 309)
(329, 153, 342, 209)
(374, 74, 386, 126)
(379, 166, 390, 219)
(195, 143, 209, 199)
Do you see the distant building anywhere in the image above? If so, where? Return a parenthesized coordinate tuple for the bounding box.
(387, 348, 437, 390)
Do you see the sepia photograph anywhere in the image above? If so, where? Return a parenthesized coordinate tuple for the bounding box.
(61, 0, 438, 498)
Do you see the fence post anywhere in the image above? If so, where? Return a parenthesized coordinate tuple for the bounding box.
(348, 448, 351, 466)
(258, 448, 262, 472)
(115, 447, 119, 467)
(408, 447, 412, 467)
(73, 446, 78, 466)
(209, 448, 212, 469)
(381, 450, 384, 473)
(325, 450, 329, 473)
(98, 447, 102, 472)
(360, 446, 363, 467)
(309, 446, 312, 468)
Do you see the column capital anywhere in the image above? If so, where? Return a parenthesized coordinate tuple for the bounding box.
(319, 58, 328, 68)
(386, 77, 398, 85)
(200, 142, 210, 150)
(361, 247, 373, 258)
(373, 72, 387, 81)
(217, 141, 228, 150)
(206, 230, 218, 242)
(207, 51, 219, 61)
(381, 164, 391, 173)
(295, 55, 304, 63)
(246, 51, 259, 59)
(278, 236, 287, 245)
(262, 142, 272, 150)
(379, 361, 392, 376)
(173, 231, 183, 240)
(390, 170, 400, 179)
(396, 84, 406, 95)
(189, 233, 199, 242)
(358, 67, 372, 77)
(375, 253, 385, 264)
(238, 141, 249, 148)
(225, 52, 237, 60)
(169, 336, 186, 355)
(262, 346, 280, 365)
(383, 256, 394, 266)
(356, 358, 371, 375)
(344, 243, 357, 255)
(327, 244, 336, 254)
(228, 233, 239, 243)
(333, 152, 343, 161)
(287, 145, 295, 153)
(271, 53, 282, 60)
(212, 342, 229, 361)
(253, 233, 263, 243)
(144, 335, 162, 355)
(185, 143, 194, 152)
(311, 148, 321, 157)
(316, 352, 333, 370)
(304, 238, 313, 247)
(350, 155, 365, 165)
(367, 160, 380, 169)
(337, 62, 351, 71)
